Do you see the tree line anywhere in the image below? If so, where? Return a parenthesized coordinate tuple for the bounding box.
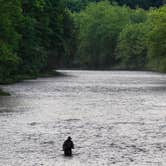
(0, 0, 166, 84)
(71, 1, 166, 71)
(0, 0, 73, 84)
(66, 0, 164, 12)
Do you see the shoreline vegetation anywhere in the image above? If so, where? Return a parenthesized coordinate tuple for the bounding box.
(0, 70, 64, 96)
(71, 2, 166, 72)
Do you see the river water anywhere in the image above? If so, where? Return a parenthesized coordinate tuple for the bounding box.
(0, 70, 166, 166)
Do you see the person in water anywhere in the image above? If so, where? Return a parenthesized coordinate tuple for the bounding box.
(63, 136, 74, 156)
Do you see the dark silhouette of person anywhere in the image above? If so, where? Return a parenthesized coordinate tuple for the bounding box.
(63, 136, 74, 156)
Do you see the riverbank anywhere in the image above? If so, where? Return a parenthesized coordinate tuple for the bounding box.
(38, 70, 65, 77)
(59, 66, 164, 73)
(0, 70, 64, 96)
(0, 89, 10, 96)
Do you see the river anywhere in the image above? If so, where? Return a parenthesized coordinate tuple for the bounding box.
(0, 70, 166, 166)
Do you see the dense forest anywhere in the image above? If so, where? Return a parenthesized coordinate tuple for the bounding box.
(72, 1, 166, 71)
(0, 0, 166, 85)
(0, 0, 73, 84)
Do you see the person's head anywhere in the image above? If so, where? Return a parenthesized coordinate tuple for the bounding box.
(67, 136, 72, 140)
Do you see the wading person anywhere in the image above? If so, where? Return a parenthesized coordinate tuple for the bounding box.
(63, 136, 74, 156)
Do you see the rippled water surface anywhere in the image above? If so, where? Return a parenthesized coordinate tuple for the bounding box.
(1, 70, 166, 166)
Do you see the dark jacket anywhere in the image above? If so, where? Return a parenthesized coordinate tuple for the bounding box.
(63, 139, 74, 156)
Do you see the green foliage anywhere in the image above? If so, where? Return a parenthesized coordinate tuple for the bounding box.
(72, 1, 166, 71)
(66, 0, 101, 12)
(0, 0, 73, 83)
(73, 1, 149, 68)
(129, 8, 147, 23)
(117, 23, 148, 69)
(62, 10, 77, 67)
(66, 0, 88, 12)
(0, 41, 20, 83)
(115, 8, 149, 69)
(0, 0, 22, 83)
(147, 6, 166, 72)
(73, 1, 132, 68)
(20, 0, 48, 75)
(44, 0, 67, 69)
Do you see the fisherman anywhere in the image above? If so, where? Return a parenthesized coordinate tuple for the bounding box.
(63, 136, 74, 156)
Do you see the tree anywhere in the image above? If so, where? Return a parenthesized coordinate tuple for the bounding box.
(117, 23, 148, 69)
(73, 1, 132, 68)
(0, 0, 73, 82)
(147, 6, 166, 72)
(0, 0, 22, 83)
